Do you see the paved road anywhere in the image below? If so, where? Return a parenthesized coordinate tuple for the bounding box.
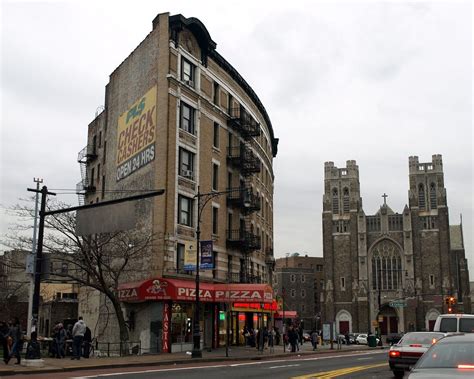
(13, 350, 400, 379)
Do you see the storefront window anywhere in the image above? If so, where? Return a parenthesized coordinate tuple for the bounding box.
(171, 303, 193, 344)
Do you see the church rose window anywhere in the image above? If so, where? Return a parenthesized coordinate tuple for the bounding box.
(371, 240, 402, 290)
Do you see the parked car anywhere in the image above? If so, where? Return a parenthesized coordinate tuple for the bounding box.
(408, 333, 474, 378)
(433, 313, 474, 333)
(355, 333, 380, 345)
(388, 331, 446, 378)
(387, 332, 405, 345)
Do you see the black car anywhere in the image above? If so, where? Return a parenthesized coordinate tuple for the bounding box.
(388, 331, 446, 378)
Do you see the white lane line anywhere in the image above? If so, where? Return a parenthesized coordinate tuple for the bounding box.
(269, 364, 300, 369)
(357, 357, 374, 360)
(70, 350, 386, 378)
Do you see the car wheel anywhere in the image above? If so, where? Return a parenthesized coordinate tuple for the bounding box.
(393, 370, 404, 378)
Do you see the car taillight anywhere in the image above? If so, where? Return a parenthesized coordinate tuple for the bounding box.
(389, 351, 400, 358)
(458, 364, 474, 369)
(409, 344, 422, 347)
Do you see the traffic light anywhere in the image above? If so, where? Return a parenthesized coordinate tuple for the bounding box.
(446, 296, 456, 313)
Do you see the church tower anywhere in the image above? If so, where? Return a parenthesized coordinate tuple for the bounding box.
(322, 160, 362, 334)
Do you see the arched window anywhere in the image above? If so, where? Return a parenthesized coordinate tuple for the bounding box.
(332, 188, 339, 214)
(371, 240, 402, 290)
(343, 187, 350, 212)
(418, 184, 426, 209)
(430, 182, 437, 209)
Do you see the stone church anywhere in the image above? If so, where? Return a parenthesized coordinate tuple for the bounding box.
(322, 155, 471, 337)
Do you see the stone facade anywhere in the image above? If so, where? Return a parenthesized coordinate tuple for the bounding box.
(274, 255, 324, 330)
(78, 13, 278, 350)
(322, 155, 471, 337)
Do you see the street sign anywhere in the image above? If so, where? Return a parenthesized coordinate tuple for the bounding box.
(389, 300, 407, 308)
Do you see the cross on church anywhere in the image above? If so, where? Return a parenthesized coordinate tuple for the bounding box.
(382, 193, 388, 205)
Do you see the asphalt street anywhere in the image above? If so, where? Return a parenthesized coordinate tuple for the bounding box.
(12, 350, 398, 379)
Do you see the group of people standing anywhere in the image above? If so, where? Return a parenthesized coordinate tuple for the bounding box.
(1, 316, 91, 365)
(242, 326, 279, 351)
(51, 317, 90, 360)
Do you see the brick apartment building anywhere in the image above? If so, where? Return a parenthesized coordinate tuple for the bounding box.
(76, 13, 278, 353)
(274, 255, 324, 330)
(322, 155, 471, 337)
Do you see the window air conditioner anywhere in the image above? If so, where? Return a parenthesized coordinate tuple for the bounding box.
(181, 169, 194, 179)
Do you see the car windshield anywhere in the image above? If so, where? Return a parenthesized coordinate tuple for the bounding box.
(459, 318, 474, 333)
(399, 332, 445, 345)
(416, 342, 474, 368)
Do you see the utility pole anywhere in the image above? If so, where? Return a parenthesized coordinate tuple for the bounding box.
(27, 178, 43, 337)
(27, 185, 56, 334)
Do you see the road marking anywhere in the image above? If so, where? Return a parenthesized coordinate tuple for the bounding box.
(70, 351, 386, 378)
(291, 362, 388, 379)
(269, 364, 301, 369)
(356, 357, 373, 360)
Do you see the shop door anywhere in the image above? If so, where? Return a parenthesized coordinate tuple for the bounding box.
(389, 316, 398, 334)
(339, 321, 349, 335)
(428, 320, 435, 331)
(150, 321, 162, 353)
(380, 317, 388, 335)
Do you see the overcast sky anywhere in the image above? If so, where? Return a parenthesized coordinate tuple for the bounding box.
(1, 1, 472, 273)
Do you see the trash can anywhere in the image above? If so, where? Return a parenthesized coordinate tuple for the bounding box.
(367, 335, 377, 348)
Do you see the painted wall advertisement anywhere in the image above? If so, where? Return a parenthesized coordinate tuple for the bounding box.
(116, 86, 157, 181)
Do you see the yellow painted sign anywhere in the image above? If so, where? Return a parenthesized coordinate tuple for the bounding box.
(116, 86, 157, 181)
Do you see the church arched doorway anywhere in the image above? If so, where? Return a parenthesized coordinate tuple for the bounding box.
(377, 304, 398, 336)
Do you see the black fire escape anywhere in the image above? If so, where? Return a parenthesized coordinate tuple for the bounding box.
(76, 145, 97, 205)
(226, 105, 262, 283)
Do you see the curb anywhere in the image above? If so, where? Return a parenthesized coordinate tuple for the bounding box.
(0, 347, 380, 376)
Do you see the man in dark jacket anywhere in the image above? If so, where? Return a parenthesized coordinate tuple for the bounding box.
(5, 318, 22, 365)
(288, 326, 298, 352)
(82, 327, 92, 358)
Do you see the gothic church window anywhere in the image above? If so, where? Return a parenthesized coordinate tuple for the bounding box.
(418, 184, 426, 209)
(430, 182, 437, 209)
(371, 240, 402, 290)
(332, 188, 339, 214)
(343, 187, 350, 212)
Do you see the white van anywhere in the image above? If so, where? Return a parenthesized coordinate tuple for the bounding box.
(433, 314, 474, 333)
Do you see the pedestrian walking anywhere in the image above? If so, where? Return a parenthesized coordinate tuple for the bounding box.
(268, 327, 275, 353)
(71, 317, 87, 360)
(5, 318, 22, 365)
(288, 326, 298, 352)
(0, 321, 10, 364)
(83, 326, 92, 358)
(311, 330, 318, 351)
(54, 323, 66, 358)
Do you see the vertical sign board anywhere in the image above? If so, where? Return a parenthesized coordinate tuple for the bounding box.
(200, 240, 213, 269)
(116, 86, 157, 181)
(162, 302, 171, 353)
(184, 241, 196, 271)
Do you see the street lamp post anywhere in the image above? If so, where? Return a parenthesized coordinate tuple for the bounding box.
(191, 186, 251, 358)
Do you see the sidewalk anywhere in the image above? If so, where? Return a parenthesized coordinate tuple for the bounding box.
(0, 342, 378, 376)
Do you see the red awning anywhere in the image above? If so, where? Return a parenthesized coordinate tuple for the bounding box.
(118, 278, 273, 304)
(274, 311, 298, 319)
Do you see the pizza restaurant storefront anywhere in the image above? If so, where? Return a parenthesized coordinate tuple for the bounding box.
(118, 278, 274, 353)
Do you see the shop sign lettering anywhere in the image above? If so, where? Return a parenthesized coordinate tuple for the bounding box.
(118, 288, 138, 299)
(162, 303, 170, 353)
(215, 290, 265, 301)
(177, 287, 213, 299)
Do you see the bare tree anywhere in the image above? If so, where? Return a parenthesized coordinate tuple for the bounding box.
(3, 199, 158, 343)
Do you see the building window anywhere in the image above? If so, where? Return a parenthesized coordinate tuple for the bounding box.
(291, 289, 296, 298)
(181, 58, 195, 86)
(92, 135, 97, 154)
(301, 274, 306, 283)
(212, 163, 219, 190)
(332, 188, 339, 214)
(179, 148, 195, 179)
(301, 289, 306, 298)
(343, 187, 350, 212)
(320, 280, 325, 290)
(429, 274, 435, 287)
(430, 182, 437, 209)
(418, 184, 426, 209)
(213, 122, 220, 148)
(180, 102, 195, 134)
(371, 240, 402, 290)
(177, 243, 185, 272)
(213, 82, 219, 105)
(228, 94, 233, 114)
(301, 304, 306, 312)
(213, 251, 218, 279)
(290, 274, 296, 283)
(228, 255, 232, 274)
(178, 195, 193, 227)
(340, 277, 345, 290)
(212, 206, 218, 234)
(103, 140, 107, 163)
